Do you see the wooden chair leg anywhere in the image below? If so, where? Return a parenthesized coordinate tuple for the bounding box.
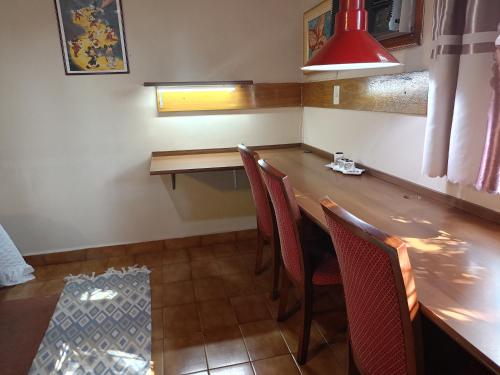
(277, 273, 291, 322)
(254, 229, 264, 275)
(271, 239, 281, 300)
(297, 289, 313, 365)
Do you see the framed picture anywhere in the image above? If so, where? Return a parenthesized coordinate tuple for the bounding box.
(303, 0, 334, 65)
(54, 0, 129, 75)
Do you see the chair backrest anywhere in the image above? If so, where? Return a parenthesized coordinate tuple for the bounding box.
(238, 145, 274, 238)
(258, 159, 304, 283)
(321, 198, 419, 375)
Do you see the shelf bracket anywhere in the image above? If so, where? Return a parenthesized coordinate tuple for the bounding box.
(233, 170, 238, 189)
(171, 173, 176, 190)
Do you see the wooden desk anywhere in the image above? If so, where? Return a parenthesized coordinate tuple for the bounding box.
(260, 147, 500, 374)
(150, 144, 300, 189)
(150, 145, 500, 372)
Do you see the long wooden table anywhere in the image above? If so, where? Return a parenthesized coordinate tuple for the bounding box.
(151, 146, 500, 373)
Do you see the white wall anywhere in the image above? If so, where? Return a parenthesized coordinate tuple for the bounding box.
(0, 0, 304, 255)
(302, 0, 500, 212)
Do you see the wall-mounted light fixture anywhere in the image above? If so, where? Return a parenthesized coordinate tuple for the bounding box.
(144, 81, 254, 112)
(158, 86, 237, 93)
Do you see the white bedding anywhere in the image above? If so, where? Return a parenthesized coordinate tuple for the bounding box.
(0, 224, 35, 286)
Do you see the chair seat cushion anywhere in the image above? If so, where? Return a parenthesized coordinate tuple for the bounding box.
(312, 253, 342, 286)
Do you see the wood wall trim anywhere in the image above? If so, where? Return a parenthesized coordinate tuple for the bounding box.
(301, 143, 500, 225)
(24, 230, 257, 266)
(151, 143, 301, 157)
(149, 71, 429, 115)
(302, 71, 428, 116)
(156, 83, 302, 113)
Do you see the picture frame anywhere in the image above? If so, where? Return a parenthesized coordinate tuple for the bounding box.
(303, 0, 334, 65)
(54, 0, 130, 75)
(303, 0, 424, 65)
(376, 0, 424, 51)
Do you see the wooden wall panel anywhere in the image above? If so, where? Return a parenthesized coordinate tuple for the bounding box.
(302, 71, 428, 116)
(156, 83, 302, 113)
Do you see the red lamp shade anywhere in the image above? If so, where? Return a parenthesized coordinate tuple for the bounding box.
(302, 0, 401, 71)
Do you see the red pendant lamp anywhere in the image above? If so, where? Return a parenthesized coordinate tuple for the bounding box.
(302, 0, 401, 71)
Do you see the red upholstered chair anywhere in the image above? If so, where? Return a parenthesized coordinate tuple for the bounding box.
(258, 159, 343, 365)
(321, 198, 422, 375)
(238, 144, 281, 299)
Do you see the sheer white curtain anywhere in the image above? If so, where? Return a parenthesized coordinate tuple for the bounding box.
(422, 0, 500, 192)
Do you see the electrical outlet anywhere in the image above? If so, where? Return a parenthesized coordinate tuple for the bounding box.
(333, 85, 340, 105)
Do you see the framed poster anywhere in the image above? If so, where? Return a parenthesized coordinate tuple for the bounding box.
(303, 0, 334, 65)
(54, 0, 129, 75)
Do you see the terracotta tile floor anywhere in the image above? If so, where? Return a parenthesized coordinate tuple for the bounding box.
(0, 239, 348, 374)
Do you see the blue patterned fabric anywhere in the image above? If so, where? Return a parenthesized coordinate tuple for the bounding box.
(29, 267, 151, 375)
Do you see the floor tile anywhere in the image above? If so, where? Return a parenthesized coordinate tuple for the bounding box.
(86, 244, 126, 260)
(39, 279, 66, 296)
(313, 311, 347, 344)
(151, 287, 163, 309)
(43, 249, 86, 265)
(221, 273, 256, 298)
(264, 289, 299, 320)
(134, 252, 163, 268)
(252, 270, 274, 295)
(251, 354, 300, 375)
(236, 240, 258, 254)
(193, 278, 226, 301)
(163, 262, 192, 283)
(163, 281, 195, 307)
(24, 254, 46, 267)
(212, 243, 237, 258)
(149, 268, 163, 286)
(240, 320, 289, 361)
(151, 308, 163, 341)
(240, 253, 260, 274)
(163, 303, 201, 338)
(164, 332, 207, 375)
(164, 236, 201, 250)
(125, 240, 164, 256)
(231, 294, 271, 324)
(201, 232, 236, 246)
(79, 259, 109, 275)
(191, 260, 221, 280)
(278, 310, 326, 355)
(209, 362, 254, 375)
(330, 342, 348, 374)
(299, 344, 345, 375)
(188, 246, 216, 261)
(34, 263, 82, 281)
(198, 299, 238, 331)
(106, 255, 136, 269)
(204, 326, 249, 369)
(236, 229, 258, 241)
(151, 339, 164, 375)
(0, 282, 45, 301)
(163, 248, 190, 264)
(216, 256, 248, 276)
